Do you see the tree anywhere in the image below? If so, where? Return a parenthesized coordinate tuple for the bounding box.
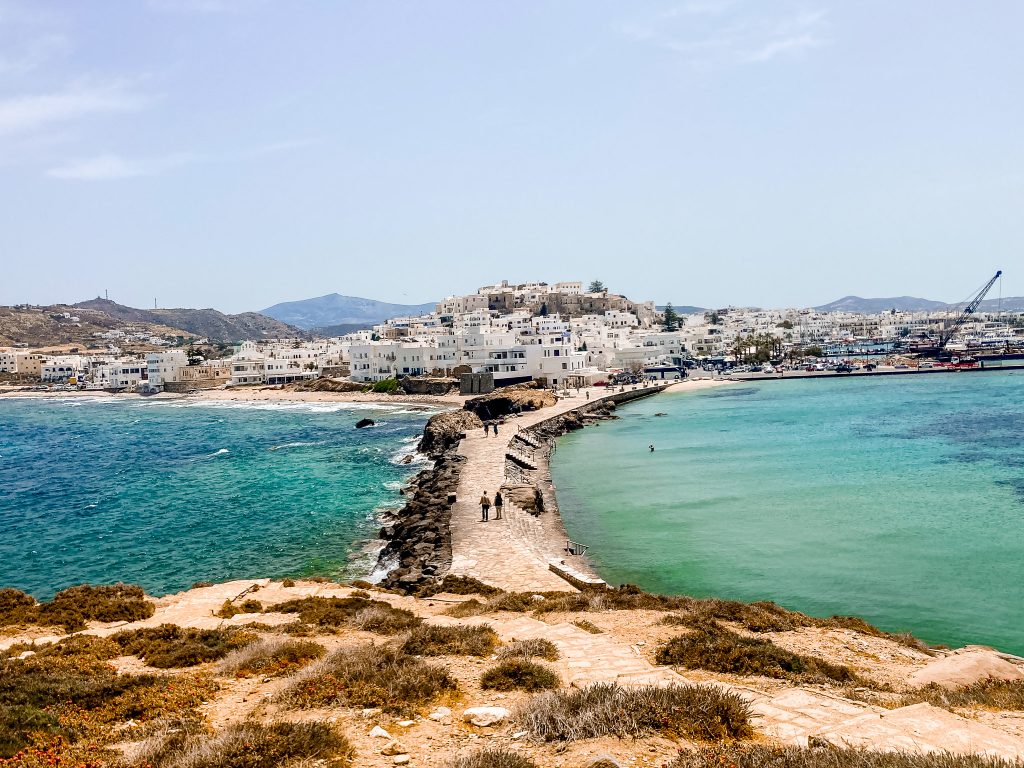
(776, 319, 793, 329)
(707, 312, 722, 325)
(663, 303, 680, 332)
(588, 280, 606, 293)
(539, 303, 549, 316)
(578, 341, 588, 352)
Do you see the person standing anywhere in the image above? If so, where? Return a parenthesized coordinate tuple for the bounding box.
(479, 492, 491, 522)
(493, 490, 503, 520)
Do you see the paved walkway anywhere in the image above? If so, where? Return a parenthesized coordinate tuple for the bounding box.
(447, 384, 669, 592)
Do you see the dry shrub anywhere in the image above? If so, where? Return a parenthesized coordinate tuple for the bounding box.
(448, 748, 539, 768)
(481, 659, 560, 691)
(351, 605, 422, 635)
(123, 720, 352, 768)
(191, 582, 213, 589)
(268, 595, 396, 630)
(281, 643, 456, 715)
(281, 579, 296, 588)
(349, 590, 371, 599)
(0, 584, 154, 633)
(515, 682, 752, 742)
(401, 624, 498, 657)
(218, 638, 325, 678)
(572, 619, 603, 634)
(497, 638, 560, 662)
(668, 744, 1023, 768)
(444, 599, 486, 618)
(656, 621, 861, 684)
(1, 640, 215, 760)
(113, 625, 257, 668)
(418, 575, 504, 598)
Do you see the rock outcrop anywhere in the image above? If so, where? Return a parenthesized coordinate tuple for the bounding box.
(464, 382, 557, 420)
(418, 410, 483, 458)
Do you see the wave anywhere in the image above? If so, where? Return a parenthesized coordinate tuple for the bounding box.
(268, 441, 323, 452)
(383, 481, 404, 491)
(137, 399, 407, 414)
(208, 448, 230, 458)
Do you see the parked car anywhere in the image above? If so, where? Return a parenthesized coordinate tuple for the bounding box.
(834, 363, 853, 373)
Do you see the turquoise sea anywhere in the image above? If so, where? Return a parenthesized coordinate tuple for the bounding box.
(551, 372, 1024, 654)
(0, 397, 433, 599)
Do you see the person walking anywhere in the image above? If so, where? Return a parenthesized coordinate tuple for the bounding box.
(479, 492, 491, 522)
(493, 490, 503, 520)
(483, 422, 489, 437)
(493, 422, 499, 436)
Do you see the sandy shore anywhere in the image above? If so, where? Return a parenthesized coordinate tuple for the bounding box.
(0, 384, 465, 408)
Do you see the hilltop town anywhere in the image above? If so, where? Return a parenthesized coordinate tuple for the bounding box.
(1, 280, 1023, 393)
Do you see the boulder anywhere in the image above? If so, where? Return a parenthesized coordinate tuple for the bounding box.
(355, 418, 375, 429)
(419, 410, 482, 456)
(908, 648, 1024, 689)
(369, 726, 391, 739)
(382, 741, 408, 756)
(463, 706, 510, 727)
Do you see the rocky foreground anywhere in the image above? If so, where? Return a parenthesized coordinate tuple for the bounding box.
(2, 577, 1024, 768)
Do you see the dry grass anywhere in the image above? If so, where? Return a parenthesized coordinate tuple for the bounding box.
(481, 659, 560, 691)
(0, 583, 155, 633)
(401, 624, 498, 657)
(123, 720, 353, 768)
(572, 619, 603, 634)
(656, 621, 862, 684)
(514, 682, 753, 742)
(444, 599, 486, 618)
(218, 638, 325, 678)
(280, 643, 456, 715)
(848, 680, 1024, 712)
(351, 605, 422, 635)
(667, 744, 1024, 768)
(496, 638, 560, 662)
(112, 625, 257, 668)
(442, 584, 930, 653)
(447, 748, 539, 768)
(268, 595, 417, 635)
(418, 575, 504, 598)
(216, 599, 264, 619)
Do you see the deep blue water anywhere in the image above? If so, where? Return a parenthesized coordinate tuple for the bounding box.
(0, 396, 433, 599)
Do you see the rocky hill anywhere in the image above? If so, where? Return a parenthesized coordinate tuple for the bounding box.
(0, 304, 190, 347)
(815, 295, 1024, 313)
(73, 298, 301, 342)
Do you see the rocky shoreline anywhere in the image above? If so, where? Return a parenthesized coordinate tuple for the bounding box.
(374, 387, 656, 592)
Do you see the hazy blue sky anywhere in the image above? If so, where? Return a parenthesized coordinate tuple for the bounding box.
(1, 1, 1021, 312)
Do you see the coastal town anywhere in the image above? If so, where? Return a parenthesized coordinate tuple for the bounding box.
(2, 279, 1023, 394)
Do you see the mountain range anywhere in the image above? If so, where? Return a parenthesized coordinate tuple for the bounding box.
(814, 295, 1024, 313)
(260, 293, 438, 330)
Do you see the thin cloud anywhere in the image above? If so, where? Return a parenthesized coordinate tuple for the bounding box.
(621, 5, 830, 69)
(0, 80, 150, 137)
(46, 151, 194, 180)
(147, 0, 265, 13)
(46, 139, 311, 181)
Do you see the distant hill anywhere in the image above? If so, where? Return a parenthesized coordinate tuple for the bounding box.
(73, 298, 300, 341)
(313, 322, 376, 336)
(815, 295, 1024, 313)
(261, 293, 437, 330)
(656, 304, 706, 314)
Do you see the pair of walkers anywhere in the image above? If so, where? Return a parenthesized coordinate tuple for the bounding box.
(478, 491, 503, 522)
(482, 422, 500, 437)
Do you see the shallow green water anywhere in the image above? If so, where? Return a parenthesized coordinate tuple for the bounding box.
(0, 397, 433, 599)
(551, 373, 1024, 654)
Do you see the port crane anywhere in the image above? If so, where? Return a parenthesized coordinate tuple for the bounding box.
(916, 270, 1002, 359)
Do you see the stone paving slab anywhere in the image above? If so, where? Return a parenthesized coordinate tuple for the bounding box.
(811, 702, 1024, 759)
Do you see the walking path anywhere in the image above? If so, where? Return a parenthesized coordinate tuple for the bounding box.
(447, 382, 678, 592)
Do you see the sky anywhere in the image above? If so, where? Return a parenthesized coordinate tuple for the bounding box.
(1, 0, 1021, 313)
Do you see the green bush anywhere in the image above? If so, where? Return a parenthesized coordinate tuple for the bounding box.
(370, 378, 400, 393)
(481, 659, 560, 691)
(112, 624, 257, 668)
(0, 583, 154, 633)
